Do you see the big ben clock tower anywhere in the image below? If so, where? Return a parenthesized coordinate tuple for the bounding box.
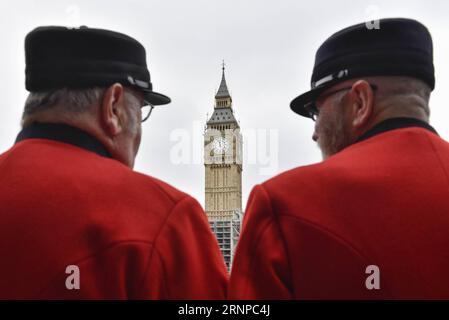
(204, 63, 243, 270)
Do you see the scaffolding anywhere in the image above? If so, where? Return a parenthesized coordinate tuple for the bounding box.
(209, 209, 243, 271)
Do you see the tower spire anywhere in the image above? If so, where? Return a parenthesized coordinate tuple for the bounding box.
(215, 60, 231, 99)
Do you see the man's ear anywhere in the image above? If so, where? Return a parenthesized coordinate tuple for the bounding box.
(350, 80, 375, 128)
(101, 83, 126, 136)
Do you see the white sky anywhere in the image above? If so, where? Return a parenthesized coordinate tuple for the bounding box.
(0, 0, 448, 210)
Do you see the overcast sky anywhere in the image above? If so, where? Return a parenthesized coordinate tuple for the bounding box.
(1, 0, 448, 209)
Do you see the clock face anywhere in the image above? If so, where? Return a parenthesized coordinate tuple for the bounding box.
(212, 137, 230, 153)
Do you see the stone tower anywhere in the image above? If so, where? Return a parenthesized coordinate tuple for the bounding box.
(204, 62, 243, 269)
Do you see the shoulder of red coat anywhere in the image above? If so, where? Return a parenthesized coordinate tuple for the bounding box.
(127, 170, 190, 204)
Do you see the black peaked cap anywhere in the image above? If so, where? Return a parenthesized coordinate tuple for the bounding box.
(25, 26, 171, 106)
(291, 18, 434, 118)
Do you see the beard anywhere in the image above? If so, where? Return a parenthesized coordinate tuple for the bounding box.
(316, 106, 354, 160)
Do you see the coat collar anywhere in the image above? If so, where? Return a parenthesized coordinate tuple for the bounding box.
(356, 117, 438, 144)
(15, 122, 112, 159)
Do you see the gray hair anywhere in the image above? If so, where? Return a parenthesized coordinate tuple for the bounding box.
(370, 76, 432, 117)
(377, 76, 431, 100)
(22, 87, 106, 121)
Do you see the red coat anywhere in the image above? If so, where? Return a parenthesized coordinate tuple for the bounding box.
(0, 123, 227, 299)
(230, 118, 449, 299)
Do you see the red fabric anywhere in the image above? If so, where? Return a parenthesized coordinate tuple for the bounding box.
(230, 127, 449, 299)
(0, 138, 228, 299)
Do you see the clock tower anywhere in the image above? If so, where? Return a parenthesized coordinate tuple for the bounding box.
(204, 63, 243, 270)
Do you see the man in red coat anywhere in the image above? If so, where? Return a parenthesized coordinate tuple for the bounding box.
(0, 26, 227, 299)
(230, 18, 449, 299)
